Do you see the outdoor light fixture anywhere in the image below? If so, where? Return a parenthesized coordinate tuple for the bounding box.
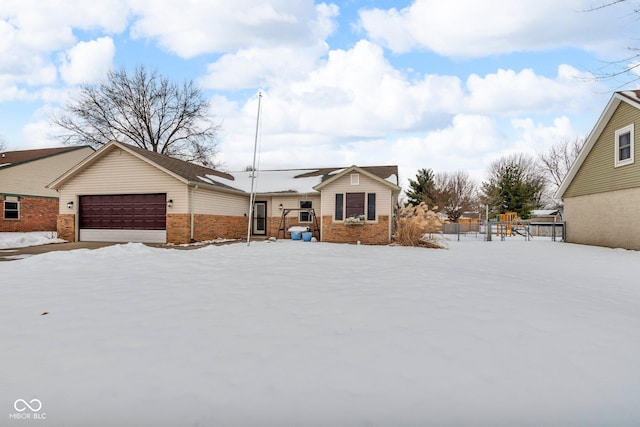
(67, 201, 74, 209)
(278, 203, 283, 210)
(167, 199, 173, 208)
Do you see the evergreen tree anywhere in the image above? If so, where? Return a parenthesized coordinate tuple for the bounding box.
(405, 168, 436, 207)
(482, 154, 544, 219)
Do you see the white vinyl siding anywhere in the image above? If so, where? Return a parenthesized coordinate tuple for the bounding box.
(321, 174, 392, 222)
(269, 195, 321, 218)
(193, 187, 247, 216)
(58, 148, 187, 214)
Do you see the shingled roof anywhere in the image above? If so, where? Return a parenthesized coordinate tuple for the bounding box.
(0, 146, 90, 168)
(294, 166, 398, 184)
(120, 143, 240, 191)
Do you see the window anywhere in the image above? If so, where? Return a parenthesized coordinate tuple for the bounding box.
(367, 193, 376, 221)
(615, 124, 634, 167)
(346, 192, 365, 218)
(350, 173, 359, 185)
(335, 194, 344, 220)
(3, 200, 19, 219)
(299, 200, 312, 222)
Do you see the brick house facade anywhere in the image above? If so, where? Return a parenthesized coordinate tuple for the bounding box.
(48, 141, 400, 245)
(0, 146, 94, 233)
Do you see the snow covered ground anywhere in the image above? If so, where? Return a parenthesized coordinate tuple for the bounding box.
(0, 232, 64, 249)
(1, 238, 639, 426)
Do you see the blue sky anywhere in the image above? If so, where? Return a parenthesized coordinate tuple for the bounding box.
(2, 0, 640, 186)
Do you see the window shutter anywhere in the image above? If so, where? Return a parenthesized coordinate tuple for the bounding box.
(335, 194, 343, 220)
(367, 193, 376, 220)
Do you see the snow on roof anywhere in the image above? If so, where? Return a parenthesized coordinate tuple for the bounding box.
(200, 166, 399, 194)
(210, 169, 330, 194)
(531, 209, 560, 217)
(619, 90, 640, 103)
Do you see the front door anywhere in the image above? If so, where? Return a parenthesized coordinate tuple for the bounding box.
(252, 201, 267, 235)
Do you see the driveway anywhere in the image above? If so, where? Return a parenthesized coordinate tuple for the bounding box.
(0, 239, 243, 261)
(0, 242, 120, 261)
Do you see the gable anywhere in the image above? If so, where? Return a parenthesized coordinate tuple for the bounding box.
(564, 102, 640, 198)
(59, 146, 186, 195)
(319, 171, 395, 217)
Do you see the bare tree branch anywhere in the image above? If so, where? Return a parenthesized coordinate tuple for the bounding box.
(51, 65, 221, 166)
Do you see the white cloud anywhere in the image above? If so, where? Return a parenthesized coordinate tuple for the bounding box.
(359, 0, 639, 58)
(464, 65, 602, 115)
(0, 0, 128, 94)
(210, 38, 607, 183)
(511, 116, 578, 154)
(59, 37, 116, 85)
(200, 45, 325, 90)
(129, 0, 338, 58)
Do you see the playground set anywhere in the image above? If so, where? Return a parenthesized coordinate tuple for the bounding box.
(495, 212, 532, 240)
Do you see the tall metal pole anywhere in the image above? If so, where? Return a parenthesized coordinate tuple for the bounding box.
(246, 91, 262, 246)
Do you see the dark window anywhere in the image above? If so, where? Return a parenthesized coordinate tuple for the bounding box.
(335, 194, 344, 220)
(619, 131, 631, 161)
(3, 201, 19, 219)
(299, 200, 312, 222)
(346, 192, 365, 218)
(367, 193, 376, 221)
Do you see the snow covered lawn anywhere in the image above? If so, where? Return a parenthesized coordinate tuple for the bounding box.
(0, 232, 64, 249)
(2, 239, 639, 426)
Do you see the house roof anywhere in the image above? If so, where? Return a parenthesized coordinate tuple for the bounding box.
(48, 141, 241, 193)
(210, 165, 400, 194)
(313, 165, 401, 192)
(0, 146, 91, 169)
(120, 143, 239, 191)
(48, 140, 400, 196)
(555, 90, 640, 199)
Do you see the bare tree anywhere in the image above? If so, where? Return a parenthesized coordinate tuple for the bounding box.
(51, 65, 221, 166)
(583, 1, 640, 85)
(538, 138, 584, 193)
(433, 171, 479, 222)
(0, 134, 6, 152)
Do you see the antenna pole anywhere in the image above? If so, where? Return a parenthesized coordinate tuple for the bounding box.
(246, 91, 262, 246)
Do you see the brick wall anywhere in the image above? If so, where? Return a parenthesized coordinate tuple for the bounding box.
(56, 214, 75, 241)
(564, 188, 640, 250)
(0, 195, 59, 232)
(321, 215, 390, 245)
(193, 214, 247, 241)
(167, 213, 248, 244)
(167, 214, 191, 244)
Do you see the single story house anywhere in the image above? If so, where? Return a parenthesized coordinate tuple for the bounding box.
(48, 140, 401, 245)
(1, 146, 94, 232)
(556, 90, 640, 250)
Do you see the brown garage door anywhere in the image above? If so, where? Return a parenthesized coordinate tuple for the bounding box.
(79, 194, 166, 230)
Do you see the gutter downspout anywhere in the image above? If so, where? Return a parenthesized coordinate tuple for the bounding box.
(190, 185, 197, 242)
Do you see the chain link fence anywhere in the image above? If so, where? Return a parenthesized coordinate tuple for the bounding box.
(441, 221, 565, 241)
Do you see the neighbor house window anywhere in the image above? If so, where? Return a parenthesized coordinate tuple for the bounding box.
(3, 200, 19, 219)
(615, 124, 634, 167)
(367, 193, 376, 221)
(346, 192, 365, 218)
(335, 194, 344, 220)
(299, 200, 312, 222)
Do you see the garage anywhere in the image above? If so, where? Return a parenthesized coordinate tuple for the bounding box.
(79, 194, 167, 243)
